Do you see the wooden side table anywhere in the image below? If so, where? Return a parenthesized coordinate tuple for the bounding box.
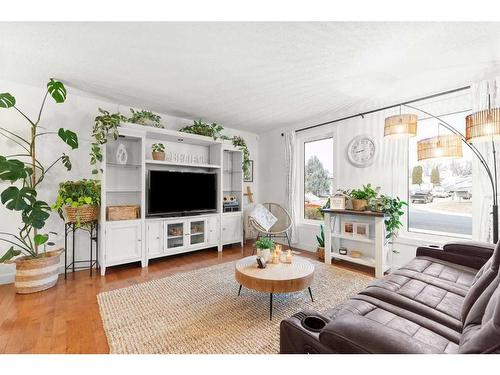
(64, 221, 99, 279)
(235, 256, 315, 320)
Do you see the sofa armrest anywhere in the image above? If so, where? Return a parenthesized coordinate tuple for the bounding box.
(416, 241, 495, 270)
(318, 314, 442, 354)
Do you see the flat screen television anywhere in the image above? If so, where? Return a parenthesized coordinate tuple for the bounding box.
(147, 170, 217, 216)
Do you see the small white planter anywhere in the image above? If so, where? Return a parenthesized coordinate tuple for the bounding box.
(256, 248, 271, 262)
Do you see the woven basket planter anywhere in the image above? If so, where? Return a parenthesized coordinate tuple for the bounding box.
(63, 205, 99, 224)
(13, 249, 63, 294)
(317, 246, 325, 261)
(351, 199, 368, 211)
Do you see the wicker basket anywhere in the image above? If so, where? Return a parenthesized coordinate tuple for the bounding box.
(317, 246, 325, 261)
(152, 151, 165, 161)
(13, 249, 63, 294)
(351, 199, 368, 211)
(63, 205, 99, 224)
(106, 205, 140, 221)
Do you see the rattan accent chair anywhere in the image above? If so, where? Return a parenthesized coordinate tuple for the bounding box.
(249, 202, 293, 252)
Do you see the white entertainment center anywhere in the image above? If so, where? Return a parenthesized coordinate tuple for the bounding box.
(99, 123, 244, 276)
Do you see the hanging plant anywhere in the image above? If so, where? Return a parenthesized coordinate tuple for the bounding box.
(89, 108, 127, 174)
(180, 120, 251, 175)
(0, 79, 78, 261)
(127, 108, 163, 128)
(180, 120, 224, 140)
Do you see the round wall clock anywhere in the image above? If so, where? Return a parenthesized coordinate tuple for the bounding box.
(347, 135, 376, 167)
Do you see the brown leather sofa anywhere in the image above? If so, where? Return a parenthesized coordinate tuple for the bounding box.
(280, 241, 500, 354)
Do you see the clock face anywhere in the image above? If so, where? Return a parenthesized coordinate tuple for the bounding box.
(347, 136, 376, 167)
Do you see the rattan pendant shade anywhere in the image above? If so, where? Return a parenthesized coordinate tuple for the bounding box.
(384, 114, 418, 137)
(417, 134, 463, 161)
(465, 108, 500, 142)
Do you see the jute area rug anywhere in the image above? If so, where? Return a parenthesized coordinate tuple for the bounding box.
(97, 257, 373, 354)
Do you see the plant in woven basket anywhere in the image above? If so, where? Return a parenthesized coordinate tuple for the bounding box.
(128, 108, 163, 128)
(52, 180, 101, 227)
(0, 79, 78, 262)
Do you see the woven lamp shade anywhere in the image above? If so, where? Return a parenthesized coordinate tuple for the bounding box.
(417, 134, 463, 161)
(465, 108, 500, 142)
(384, 114, 418, 137)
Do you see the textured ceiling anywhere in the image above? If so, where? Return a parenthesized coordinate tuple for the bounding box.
(1, 22, 500, 133)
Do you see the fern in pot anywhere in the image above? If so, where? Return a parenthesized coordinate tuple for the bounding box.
(151, 143, 166, 161)
(0, 79, 78, 293)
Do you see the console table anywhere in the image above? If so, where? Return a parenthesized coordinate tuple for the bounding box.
(322, 209, 391, 278)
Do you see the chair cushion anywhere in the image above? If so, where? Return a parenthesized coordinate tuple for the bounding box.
(249, 204, 278, 231)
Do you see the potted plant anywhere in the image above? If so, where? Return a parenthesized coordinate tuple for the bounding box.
(255, 237, 274, 262)
(0, 79, 78, 293)
(348, 184, 378, 211)
(316, 224, 325, 261)
(373, 195, 408, 242)
(152, 143, 166, 160)
(89, 108, 127, 174)
(52, 180, 101, 227)
(180, 120, 251, 176)
(128, 108, 163, 128)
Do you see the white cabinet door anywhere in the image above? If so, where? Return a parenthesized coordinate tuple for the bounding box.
(105, 221, 142, 265)
(164, 219, 187, 254)
(147, 221, 164, 258)
(222, 214, 242, 244)
(206, 216, 219, 246)
(188, 218, 207, 247)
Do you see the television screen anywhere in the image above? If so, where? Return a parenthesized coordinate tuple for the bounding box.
(147, 170, 217, 216)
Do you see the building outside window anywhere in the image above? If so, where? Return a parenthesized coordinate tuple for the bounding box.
(303, 137, 334, 220)
(408, 110, 472, 238)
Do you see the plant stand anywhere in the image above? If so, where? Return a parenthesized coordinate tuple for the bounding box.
(64, 221, 99, 279)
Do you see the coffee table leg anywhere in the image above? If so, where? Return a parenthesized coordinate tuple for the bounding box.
(270, 293, 273, 320)
(308, 287, 314, 302)
(238, 284, 242, 296)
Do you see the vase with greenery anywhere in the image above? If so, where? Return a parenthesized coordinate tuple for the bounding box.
(316, 224, 325, 261)
(89, 108, 126, 174)
(151, 142, 166, 161)
(255, 237, 274, 261)
(128, 108, 163, 128)
(52, 180, 101, 227)
(180, 120, 251, 175)
(0, 79, 78, 292)
(348, 184, 379, 211)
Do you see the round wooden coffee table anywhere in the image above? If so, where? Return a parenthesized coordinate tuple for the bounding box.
(235, 256, 315, 320)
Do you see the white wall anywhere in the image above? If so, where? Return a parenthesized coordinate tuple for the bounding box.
(259, 90, 475, 268)
(0, 79, 259, 284)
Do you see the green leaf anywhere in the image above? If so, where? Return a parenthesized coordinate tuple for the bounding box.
(0, 93, 16, 108)
(0, 156, 29, 182)
(61, 154, 72, 171)
(47, 79, 67, 103)
(34, 234, 49, 246)
(0, 246, 21, 263)
(58, 128, 78, 149)
(1, 186, 36, 211)
(21, 200, 51, 229)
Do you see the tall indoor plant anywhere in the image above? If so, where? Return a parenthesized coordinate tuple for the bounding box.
(0, 79, 78, 293)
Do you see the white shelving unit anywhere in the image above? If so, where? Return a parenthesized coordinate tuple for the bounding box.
(99, 123, 244, 275)
(323, 209, 392, 278)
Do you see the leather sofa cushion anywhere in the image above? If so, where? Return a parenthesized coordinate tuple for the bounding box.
(443, 241, 496, 259)
(460, 277, 500, 353)
(320, 295, 460, 353)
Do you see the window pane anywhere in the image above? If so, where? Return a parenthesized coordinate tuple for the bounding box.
(304, 137, 333, 220)
(408, 111, 472, 238)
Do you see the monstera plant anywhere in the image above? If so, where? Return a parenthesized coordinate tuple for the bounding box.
(0, 79, 78, 271)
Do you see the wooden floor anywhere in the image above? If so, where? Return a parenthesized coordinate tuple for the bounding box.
(0, 242, 372, 354)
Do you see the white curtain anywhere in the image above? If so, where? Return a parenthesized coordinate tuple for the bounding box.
(471, 78, 500, 242)
(284, 130, 298, 243)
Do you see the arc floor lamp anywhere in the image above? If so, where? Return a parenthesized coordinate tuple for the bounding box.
(384, 98, 500, 243)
